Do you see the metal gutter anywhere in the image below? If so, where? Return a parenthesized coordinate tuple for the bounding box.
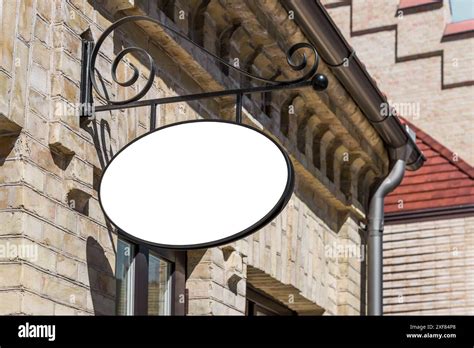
(282, 0, 426, 170)
(282, 0, 427, 316)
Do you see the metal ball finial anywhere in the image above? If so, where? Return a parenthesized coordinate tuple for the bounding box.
(312, 73, 328, 91)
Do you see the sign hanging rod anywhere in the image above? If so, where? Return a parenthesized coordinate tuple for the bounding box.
(82, 15, 329, 116)
(93, 78, 325, 113)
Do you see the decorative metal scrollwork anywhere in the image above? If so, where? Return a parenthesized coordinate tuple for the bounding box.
(89, 15, 323, 106)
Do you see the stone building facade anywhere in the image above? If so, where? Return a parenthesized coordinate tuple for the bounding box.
(324, 0, 474, 314)
(0, 0, 414, 316)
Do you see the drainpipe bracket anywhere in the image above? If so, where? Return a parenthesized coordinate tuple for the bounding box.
(389, 124, 416, 162)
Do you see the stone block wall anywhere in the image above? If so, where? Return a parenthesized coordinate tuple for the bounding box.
(186, 196, 364, 315)
(0, 0, 201, 315)
(323, 0, 474, 316)
(238, 197, 363, 315)
(0, 0, 379, 316)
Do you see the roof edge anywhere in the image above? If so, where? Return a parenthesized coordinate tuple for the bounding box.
(282, 0, 426, 171)
(385, 204, 474, 224)
(401, 118, 474, 178)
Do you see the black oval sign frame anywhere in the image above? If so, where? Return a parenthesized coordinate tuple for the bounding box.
(98, 119, 295, 250)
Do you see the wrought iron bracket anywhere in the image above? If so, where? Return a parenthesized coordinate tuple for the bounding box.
(79, 36, 94, 118)
(80, 15, 328, 126)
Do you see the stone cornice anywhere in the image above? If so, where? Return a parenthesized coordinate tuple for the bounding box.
(97, 0, 389, 218)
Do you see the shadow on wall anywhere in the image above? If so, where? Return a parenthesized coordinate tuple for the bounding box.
(186, 249, 207, 281)
(86, 237, 116, 315)
(0, 127, 21, 166)
(81, 87, 118, 315)
(187, 248, 244, 298)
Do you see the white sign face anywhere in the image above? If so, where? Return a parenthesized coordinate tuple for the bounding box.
(99, 120, 294, 249)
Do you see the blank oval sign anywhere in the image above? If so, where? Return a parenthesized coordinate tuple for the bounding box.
(99, 120, 294, 249)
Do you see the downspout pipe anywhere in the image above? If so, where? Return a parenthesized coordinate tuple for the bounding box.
(367, 145, 409, 315)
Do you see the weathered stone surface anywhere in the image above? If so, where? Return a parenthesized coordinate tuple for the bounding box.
(34, 16, 50, 46)
(0, 0, 17, 72)
(32, 41, 51, 70)
(0, 72, 11, 118)
(30, 64, 49, 95)
(9, 41, 29, 130)
(25, 111, 48, 145)
(0, 0, 391, 316)
(18, 0, 34, 42)
(0, 291, 22, 315)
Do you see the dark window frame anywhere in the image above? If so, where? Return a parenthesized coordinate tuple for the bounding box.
(245, 285, 296, 316)
(117, 235, 186, 315)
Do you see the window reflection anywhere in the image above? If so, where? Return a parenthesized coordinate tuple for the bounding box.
(148, 252, 171, 315)
(116, 239, 134, 315)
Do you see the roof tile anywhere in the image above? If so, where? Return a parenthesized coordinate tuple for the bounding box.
(385, 120, 474, 214)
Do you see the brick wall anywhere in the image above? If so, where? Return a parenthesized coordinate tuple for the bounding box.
(384, 217, 474, 314)
(325, 0, 474, 165)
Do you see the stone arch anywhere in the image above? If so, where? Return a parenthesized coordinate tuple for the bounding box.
(285, 94, 308, 150)
(333, 144, 353, 198)
(261, 70, 281, 118)
(158, 0, 176, 21)
(325, 138, 341, 183)
(311, 123, 330, 170)
(358, 168, 377, 210)
(279, 93, 299, 137)
(189, 0, 211, 45)
(240, 45, 263, 88)
(218, 21, 241, 76)
(350, 157, 367, 203)
(304, 116, 320, 159)
(296, 111, 312, 154)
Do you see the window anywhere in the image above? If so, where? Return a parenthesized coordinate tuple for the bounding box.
(148, 252, 172, 315)
(115, 237, 186, 315)
(450, 0, 474, 22)
(116, 239, 135, 315)
(246, 286, 296, 316)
